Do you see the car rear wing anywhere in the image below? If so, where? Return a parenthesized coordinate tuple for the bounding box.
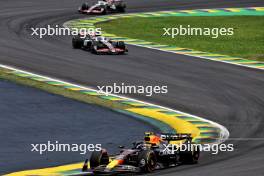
(160, 133, 192, 141)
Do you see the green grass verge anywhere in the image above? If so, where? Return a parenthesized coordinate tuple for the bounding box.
(97, 16, 264, 61)
(0, 68, 130, 110)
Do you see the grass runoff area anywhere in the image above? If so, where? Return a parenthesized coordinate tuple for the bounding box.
(97, 16, 264, 61)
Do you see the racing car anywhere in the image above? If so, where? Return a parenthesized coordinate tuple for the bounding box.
(82, 132, 200, 175)
(72, 33, 128, 55)
(78, 0, 126, 15)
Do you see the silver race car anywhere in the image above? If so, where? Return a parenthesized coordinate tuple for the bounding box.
(78, 0, 126, 15)
(72, 33, 128, 55)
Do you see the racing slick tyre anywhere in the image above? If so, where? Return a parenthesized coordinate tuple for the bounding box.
(116, 41, 127, 54)
(91, 44, 98, 54)
(72, 36, 83, 49)
(179, 143, 200, 164)
(81, 3, 89, 11)
(138, 150, 157, 173)
(89, 150, 110, 169)
(116, 41, 126, 49)
(117, 5, 126, 12)
(102, 7, 108, 15)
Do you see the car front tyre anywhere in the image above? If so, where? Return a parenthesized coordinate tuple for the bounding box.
(138, 150, 157, 173)
(89, 150, 109, 169)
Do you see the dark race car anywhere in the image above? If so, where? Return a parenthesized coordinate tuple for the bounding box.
(82, 132, 200, 175)
(72, 33, 128, 55)
(78, 0, 126, 15)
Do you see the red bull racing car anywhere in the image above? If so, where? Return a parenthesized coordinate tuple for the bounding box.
(78, 0, 126, 15)
(72, 33, 128, 55)
(82, 132, 200, 175)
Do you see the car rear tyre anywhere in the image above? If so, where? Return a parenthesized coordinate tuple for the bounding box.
(117, 6, 126, 12)
(117, 41, 126, 49)
(179, 143, 200, 164)
(81, 3, 89, 10)
(102, 8, 107, 15)
(116, 41, 126, 54)
(138, 150, 157, 173)
(91, 44, 98, 54)
(89, 150, 109, 169)
(72, 36, 83, 49)
(116, 3, 126, 12)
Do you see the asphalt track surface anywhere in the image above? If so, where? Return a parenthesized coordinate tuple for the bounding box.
(0, 0, 264, 175)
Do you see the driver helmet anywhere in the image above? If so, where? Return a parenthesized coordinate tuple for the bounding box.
(89, 31, 101, 37)
(96, 36, 109, 42)
(144, 132, 161, 145)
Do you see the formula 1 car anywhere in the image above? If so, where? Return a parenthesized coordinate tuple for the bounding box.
(72, 33, 128, 55)
(78, 0, 126, 15)
(82, 132, 200, 175)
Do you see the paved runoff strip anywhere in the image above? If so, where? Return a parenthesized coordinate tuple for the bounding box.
(65, 7, 264, 70)
(2, 63, 229, 176)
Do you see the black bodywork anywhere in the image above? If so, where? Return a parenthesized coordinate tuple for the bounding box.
(72, 34, 128, 55)
(82, 133, 200, 175)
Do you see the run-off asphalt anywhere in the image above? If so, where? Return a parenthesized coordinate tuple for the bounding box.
(0, 80, 156, 174)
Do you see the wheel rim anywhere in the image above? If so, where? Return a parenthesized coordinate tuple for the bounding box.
(193, 151, 199, 161)
(148, 154, 156, 170)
